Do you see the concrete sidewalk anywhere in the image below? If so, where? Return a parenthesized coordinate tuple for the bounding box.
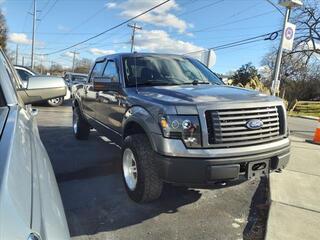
(266, 136, 320, 240)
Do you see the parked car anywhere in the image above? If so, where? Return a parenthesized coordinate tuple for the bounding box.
(14, 65, 71, 107)
(73, 53, 290, 203)
(0, 49, 70, 239)
(64, 72, 88, 89)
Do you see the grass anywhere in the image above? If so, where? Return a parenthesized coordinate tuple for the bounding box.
(289, 101, 320, 118)
(289, 111, 320, 118)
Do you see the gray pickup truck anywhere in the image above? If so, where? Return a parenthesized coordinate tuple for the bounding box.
(73, 53, 290, 203)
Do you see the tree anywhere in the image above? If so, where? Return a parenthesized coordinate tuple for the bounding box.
(287, 0, 320, 64)
(73, 58, 93, 74)
(231, 63, 270, 94)
(232, 63, 260, 86)
(261, 1, 320, 104)
(0, 10, 8, 51)
(50, 63, 64, 76)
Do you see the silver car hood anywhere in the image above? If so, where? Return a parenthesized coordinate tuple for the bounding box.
(135, 85, 278, 105)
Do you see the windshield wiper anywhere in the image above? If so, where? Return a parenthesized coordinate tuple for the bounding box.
(184, 80, 210, 85)
(136, 80, 178, 87)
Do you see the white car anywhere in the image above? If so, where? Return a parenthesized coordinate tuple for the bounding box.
(14, 65, 71, 107)
(0, 49, 70, 239)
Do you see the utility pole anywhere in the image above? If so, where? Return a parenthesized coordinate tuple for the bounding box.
(128, 23, 142, 53)
(272, 8, 291, 96)
(31, 0, 36, 69)
(15, 44, 19, 65)
(71, 51, 79, 72)
(271, 0, 303, 96)
(22, 56, 25, 66)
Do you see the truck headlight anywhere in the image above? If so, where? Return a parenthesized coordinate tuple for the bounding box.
(159, 115, 202, 148)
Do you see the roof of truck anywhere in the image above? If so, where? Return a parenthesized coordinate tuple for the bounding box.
(95, 52, 193, 62)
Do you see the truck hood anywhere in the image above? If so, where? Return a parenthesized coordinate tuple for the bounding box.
(136, 85, 277, 105)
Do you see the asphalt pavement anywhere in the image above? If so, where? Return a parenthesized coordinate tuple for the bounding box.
(288, 116, 318, 140)
(36, 103, 269, 240)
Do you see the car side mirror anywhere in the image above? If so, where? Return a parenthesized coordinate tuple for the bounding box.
(93, 76, 120, 92)
(17, 76, 67, 105)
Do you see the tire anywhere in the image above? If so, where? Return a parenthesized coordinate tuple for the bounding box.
(122, 134, 163, 203)
(47, 97, 64, 107)
(73, 106, 90, 140)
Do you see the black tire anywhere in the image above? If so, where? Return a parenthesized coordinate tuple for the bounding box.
(47, 97, 64, 107)
(73, 107, 90, 140)
(122, 134, 163, 203)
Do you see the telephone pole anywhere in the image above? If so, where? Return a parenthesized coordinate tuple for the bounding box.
(71, 51, 79, 72)
(31, 0, 37, 69)
(128, 23, 142, 53)
(15, 44, 19, 65)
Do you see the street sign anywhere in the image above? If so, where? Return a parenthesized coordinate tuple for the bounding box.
(282, 22, 296, 51)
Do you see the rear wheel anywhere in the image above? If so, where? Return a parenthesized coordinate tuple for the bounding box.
(122, 134, 163, 203)
(73, 107, 90, 140)
(47, 97, 64, 107)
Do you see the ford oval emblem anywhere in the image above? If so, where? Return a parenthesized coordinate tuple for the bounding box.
(246, 119, 264, 130)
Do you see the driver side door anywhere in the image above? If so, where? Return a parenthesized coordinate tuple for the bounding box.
(95, 59, 126, 134)
(82, 60, 106, 119)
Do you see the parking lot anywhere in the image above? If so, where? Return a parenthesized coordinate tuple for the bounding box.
(37, 102, 270, 240)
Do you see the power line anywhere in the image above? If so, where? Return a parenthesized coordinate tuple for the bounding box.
(49, 3, 109, 44)
(39, 0, 52, 14)
(40, 0, 59, 22)
(184, 30, 281, 55)
(21, 1, 33, 32)
(44, 0, 171, 56)
(265, 0, 285, 16)
(191, 10, 276, 34)
(177, 0, 224, 17)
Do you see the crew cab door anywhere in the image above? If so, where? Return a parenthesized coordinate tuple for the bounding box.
(95, 59, 126, 134)
(82, 59, 106, 119)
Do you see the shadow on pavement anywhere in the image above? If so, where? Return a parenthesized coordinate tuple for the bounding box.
(38, 125, 202, 237)
(243, 177, 268, 240)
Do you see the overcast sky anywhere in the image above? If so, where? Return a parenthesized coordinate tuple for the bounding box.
(2, 0, 284, 73)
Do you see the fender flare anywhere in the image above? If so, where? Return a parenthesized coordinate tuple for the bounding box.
(122, 106, 162, 151)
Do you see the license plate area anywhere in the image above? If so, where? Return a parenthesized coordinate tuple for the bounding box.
(247, 159, 269, 179)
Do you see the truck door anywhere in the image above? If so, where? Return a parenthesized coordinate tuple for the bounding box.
(82, 60, 106, 119)
(95, 59, 126, 134)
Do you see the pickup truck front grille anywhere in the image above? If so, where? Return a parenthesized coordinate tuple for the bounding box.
(205, 106, 285, 148)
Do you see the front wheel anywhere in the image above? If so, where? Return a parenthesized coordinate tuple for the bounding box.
(122, 134, 163, 203)
(73, 107, 90, 140)
(47, 97, 64, 107)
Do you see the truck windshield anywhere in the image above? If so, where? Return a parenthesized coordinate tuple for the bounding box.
(123, 55, 223, 87)
(71, 75, 87, 83)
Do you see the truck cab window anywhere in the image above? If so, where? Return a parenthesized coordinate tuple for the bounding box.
(102, 61, 119, 83)
(89, 61, 106, 82)
(16, 69, 32, 82)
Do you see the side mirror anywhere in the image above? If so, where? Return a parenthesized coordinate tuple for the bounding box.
(18, 76, 67, 105)
(93, 76, 120, 92)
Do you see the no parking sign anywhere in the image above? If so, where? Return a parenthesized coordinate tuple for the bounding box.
(282, 22, 296, 51)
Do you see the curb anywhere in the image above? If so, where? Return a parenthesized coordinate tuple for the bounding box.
(289, 115, 319, 121)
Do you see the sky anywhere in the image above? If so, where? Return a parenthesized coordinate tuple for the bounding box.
(1, 0, 285, 73)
